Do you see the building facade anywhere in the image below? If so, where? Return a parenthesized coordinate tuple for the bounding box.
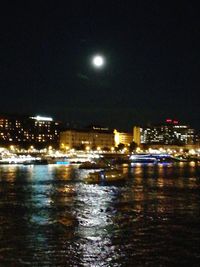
(133, 126, 141, 146)
(114, 129, 133, 146)
(0, 114, 61, 148)
(60, 126, 114, 150)
(133, 119, 199, 146)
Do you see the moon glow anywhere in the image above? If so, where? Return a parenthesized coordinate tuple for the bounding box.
(92, 55, 105, 68)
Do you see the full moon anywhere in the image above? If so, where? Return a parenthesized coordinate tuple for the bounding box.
(92, 55, 105, 68)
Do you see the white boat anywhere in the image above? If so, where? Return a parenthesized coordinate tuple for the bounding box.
(130, 153, 176, 163)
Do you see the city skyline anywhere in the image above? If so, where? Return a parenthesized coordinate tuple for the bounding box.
(1, 1, 200, 130)
(0, 111, 199, 132)
(1, 113, 199, 151)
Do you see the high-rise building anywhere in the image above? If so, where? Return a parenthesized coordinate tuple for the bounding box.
(0, 114, 61, 148)
(133, 119, 199, 146)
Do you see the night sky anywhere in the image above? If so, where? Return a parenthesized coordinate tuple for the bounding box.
(1, 1, 200, 131)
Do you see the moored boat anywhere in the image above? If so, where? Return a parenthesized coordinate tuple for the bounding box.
(129, 153, 185, 164)
(85, 169, 126, 184)
(79, 160, 109, 169)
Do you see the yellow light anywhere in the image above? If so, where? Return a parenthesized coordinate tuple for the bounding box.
(136, 147, 141, 153)
(86, 146, 90, 151)
(189, 149, 195, 155)
(10, 145, 14, 151)
(114, 129, 120, 146)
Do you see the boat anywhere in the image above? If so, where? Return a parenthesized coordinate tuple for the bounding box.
(0, 156, 48, 165)
(130, 154, 157, 163)
(130, 154, 156, 163)
(23, 158, 48, 165)
(47, 156, 70, 164)
(85, 169, 126, 184)
(129, 153, 179, 164)
(79, 160, 109, 169)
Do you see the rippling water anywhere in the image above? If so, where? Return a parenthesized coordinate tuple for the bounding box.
(0, 163, 200, 266)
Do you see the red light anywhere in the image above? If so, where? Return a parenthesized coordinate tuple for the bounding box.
(173, 120, 178, 124)
(166, 119, 172, 123)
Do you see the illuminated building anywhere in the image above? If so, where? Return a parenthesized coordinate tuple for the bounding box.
(0, 114, 61, 148)
(60, 126, 114, 150)
(133, 126, 141, 146)
(133, 119, 199, 146)
(114, 129, 133, 146)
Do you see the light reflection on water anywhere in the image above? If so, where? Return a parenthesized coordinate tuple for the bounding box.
(0, 163, 200, 266)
